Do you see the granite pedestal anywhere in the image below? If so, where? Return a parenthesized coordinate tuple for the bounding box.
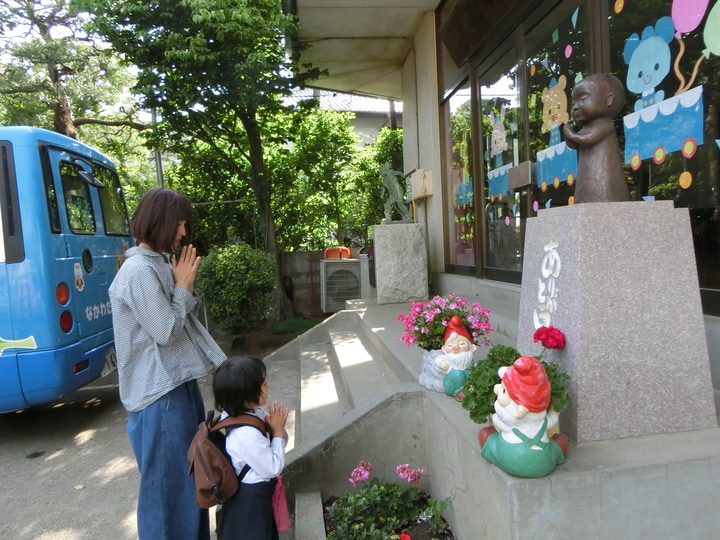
(516, 201, 717, 442)
(373, 223, 428, 304)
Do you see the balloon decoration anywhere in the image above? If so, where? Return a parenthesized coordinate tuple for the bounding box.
(671, 0, 711, 37)
(703, 1, 720, 57)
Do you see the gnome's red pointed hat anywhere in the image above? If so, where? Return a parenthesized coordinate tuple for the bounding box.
(500, 356, 551, 413)
(443, 315, 472, 344)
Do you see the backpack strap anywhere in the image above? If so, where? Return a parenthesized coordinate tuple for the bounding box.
(238, 464, 251, 482)
(208, 412, 269, 436)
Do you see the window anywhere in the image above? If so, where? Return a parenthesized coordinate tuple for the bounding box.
(95, 166, 130, 236)
(444, 81, 475, 268)
(525, 3, 589, 211)
(60, 161, 96, 234)
(475, 2, 587, 279)
(480, 54, 524, 274)
(608, 0, 720, 312)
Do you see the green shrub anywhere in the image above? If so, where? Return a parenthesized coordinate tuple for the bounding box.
(462, 344, 571, 423)
(543, 359, 570, 413)
(195, 242, 276, 334)
(462, 344, 521, 423)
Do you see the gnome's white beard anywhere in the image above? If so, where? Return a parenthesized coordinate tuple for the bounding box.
(492, 399, 557, 446)
(438, 350, 473, 371)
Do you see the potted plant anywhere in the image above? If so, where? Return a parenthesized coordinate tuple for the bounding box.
(461, 344, 522, 424)
(397, 294, 493, 394)
(397, 293, 493, 351)
(461, 327, 570, 425)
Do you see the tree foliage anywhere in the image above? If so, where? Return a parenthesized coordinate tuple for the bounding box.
(0, 0, 155, 201)
(283, 108, 358, 249)
(0, 0, 144, 138)
(81, 0, 322, 318)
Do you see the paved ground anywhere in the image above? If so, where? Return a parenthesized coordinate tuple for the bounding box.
(0, 327, 295, 540)
(0, 372, 138, 540)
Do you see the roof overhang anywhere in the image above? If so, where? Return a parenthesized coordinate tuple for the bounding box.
(289, 1, 439, 101)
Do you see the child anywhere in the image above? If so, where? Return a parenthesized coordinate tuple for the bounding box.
(213, 356, 290, 540)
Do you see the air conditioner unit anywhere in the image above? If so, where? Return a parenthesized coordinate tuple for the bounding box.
(320, 259, 361, 313)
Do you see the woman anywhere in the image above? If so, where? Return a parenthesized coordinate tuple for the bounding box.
(109, 187, 226, 540)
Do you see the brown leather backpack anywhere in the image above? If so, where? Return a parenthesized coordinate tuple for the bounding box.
(187, 411, 267, 508)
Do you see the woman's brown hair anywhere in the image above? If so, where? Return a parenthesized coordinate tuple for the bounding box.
(131, 187, 193, 253)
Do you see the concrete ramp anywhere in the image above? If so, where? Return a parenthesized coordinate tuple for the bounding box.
(265, 310, 407, 450)
(262, 301, 720, 540)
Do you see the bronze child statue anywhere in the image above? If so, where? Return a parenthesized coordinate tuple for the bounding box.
(562, 73, 630, 203)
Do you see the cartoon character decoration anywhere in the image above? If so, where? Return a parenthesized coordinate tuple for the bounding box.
(541, 75, 570, 146)
(479, 356, 567, 478)
(489, 105, 508, 169)
(562, 73, 630, 203)
(74, 262, 85, 291)
(535, 75, 578, 205)
(487, 105, 514, 201)
(435, 315, 477, 401)
(622, 5, 713, 176)
(623, 16, 675, 111)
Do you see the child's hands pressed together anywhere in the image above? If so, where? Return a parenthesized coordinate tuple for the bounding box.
(266, 401, 289, 438)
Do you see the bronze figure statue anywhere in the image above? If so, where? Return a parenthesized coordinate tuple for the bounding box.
(562, 73, 630, 203)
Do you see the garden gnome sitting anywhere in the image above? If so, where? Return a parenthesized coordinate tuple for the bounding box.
(562, 73, 630, 204)
(436, 315, 476, 401)
(479, 356, 566, 478)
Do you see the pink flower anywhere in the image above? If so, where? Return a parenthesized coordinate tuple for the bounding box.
(349, 461, 372, 487)
(397, 294, 493, 351)
(396, 463, 424, 484)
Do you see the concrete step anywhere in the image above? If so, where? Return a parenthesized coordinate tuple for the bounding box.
(327, 324, 402, 406)
(298, 342, 353, 444)
(294, 491, 326, 540)
(265, 310, 414, 539)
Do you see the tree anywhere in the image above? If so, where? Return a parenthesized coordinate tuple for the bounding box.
(0, 0, 144, 138)
(345, 126, 405, 243)
(285, 108, 358, 248)
(82, 0, 321, 318)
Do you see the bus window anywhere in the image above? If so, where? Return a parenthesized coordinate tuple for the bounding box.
(40, 147, 62, 233)
(60, 161, 96, 234)
(94, 166, 131, 236)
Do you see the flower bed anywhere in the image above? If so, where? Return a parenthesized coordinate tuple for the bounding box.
(323, 461, 455, 540)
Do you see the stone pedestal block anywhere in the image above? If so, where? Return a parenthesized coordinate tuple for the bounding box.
(517, 201, 717, 442)
(373, 223, 428, 304)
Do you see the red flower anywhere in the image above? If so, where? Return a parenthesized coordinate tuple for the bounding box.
(533, 326, 566, 350)
(400, 534, 412, 540)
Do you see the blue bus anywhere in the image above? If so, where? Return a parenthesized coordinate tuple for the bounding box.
(0, 126, 132, 413)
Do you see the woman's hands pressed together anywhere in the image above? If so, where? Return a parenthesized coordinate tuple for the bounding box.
(172, 244, 201, 292)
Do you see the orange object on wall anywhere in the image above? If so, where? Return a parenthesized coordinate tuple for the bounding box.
(324, 246, 351, 259)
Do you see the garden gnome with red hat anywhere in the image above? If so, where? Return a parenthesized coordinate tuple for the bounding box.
(479, 356, 566, 477)
(436, 315, 476, 401)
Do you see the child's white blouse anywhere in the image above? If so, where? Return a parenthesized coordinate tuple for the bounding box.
(221, 407, 287, 484)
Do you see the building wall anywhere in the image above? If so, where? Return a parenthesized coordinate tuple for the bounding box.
(405, 12, 444, 278)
